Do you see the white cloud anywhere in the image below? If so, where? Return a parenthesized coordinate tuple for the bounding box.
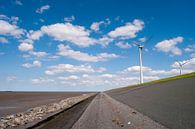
(36, 5, 50, 14)
(64, 16, 75, 22)
(0, 15, 19, 25)
(22, 60, 42, 68)
(15, 0, 23, 5)
(0, 37, 8, 43)
(90, 19, 110, 32)
(28, 30, 43, 40)
(0, 20, 24, 38)
(57, 44, 119, 62)
(139, 37, 147, 42)
(41, 23, 96, 47)
(7, 76, 17, 82)
(32, 78, 55, 84)
(97, 36, 113, 46)
(18, 30, 42, 53)
(100, 74, 115, 78)
(90, 21, 103, 32)
(155, 37, 184, 55)
(45, 64, 106, 75)
(10, 16, 19, 25)
(54, 73, 159, 90)
(125, 66, 152, 73)
(122, 65, 182, 77)
(18, 42, 33, 52)
(172, 58, 195, 70)
(184, 44, 195, 52)
(58, 75, 79, 80)
(115, 41, 131, 49)
(29, 51, 48, 58)
(0, 15, 9, 20)
(108, 19, 144, 39)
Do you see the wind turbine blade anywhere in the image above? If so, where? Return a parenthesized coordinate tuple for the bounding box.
(143, 36, 152, 47)
(176, 61, 182, 67)
(134, 42, 140, 47)
(182, 60, 190, 65)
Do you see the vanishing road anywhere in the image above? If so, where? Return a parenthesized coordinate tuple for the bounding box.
(28, 76, 195, 129)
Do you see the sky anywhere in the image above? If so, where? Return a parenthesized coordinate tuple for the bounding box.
(0, 0, 195, 91)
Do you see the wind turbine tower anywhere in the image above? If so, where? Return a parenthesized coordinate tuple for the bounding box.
(135, 37, 151, 84)
(137, 44, 144, 84)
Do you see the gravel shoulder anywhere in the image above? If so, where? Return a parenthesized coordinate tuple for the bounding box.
(29, 95, 96, 129)
(71, 93, 167, 129)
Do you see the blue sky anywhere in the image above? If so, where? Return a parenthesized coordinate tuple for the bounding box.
(0, 0, 195, 91)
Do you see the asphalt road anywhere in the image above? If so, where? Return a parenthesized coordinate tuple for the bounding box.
(0, 92, 90, 117)
(107, 77, 195, 129)
(71, 93, 166, 129)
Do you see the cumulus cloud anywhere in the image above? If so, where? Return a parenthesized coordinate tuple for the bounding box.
(18, 30, 43, 52)
(36, 5, 50, 14)
(41, 23, 96, 47)
(184, 44, 195, 52)
(27, 30, 43, 40)
(124, 66, 152, 73)
(155, 37, 184, 55)
(29, 51, 48, 58)
(122, 65, 184, 77)
(64, 16, 75, 22)
(115, 41, 131, 49)
(0, 15, 19, 25)
(57, 44, 119, 62)
(0, 37, 8, 43)
(54, 73, 159, 90)
(18, 42, 33, 52)
(45, 64, 106, 75)
(108, 19, 144, 39)
(90, 18, 111, 32)
(97, 36, 113, 46)
(32, 77, 54, 84)
(22, 60, 42, 68)
(172, 58, 195, 70)
(57, 75, 79, 80)
(0, 20, 24, 38)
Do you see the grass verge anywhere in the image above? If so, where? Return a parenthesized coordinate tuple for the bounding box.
(107, 72, 195, 92)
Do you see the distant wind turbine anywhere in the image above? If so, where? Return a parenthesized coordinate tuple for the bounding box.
(135, 37, 151, 84)
(176, 61, 189, 75)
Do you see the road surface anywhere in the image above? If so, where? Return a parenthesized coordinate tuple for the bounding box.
(71, 93, 166, 129)
(107, 77, 195, 129)
(29, 93, 166, 129)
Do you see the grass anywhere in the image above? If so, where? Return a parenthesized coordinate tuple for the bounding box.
(107, 72, 195, 92)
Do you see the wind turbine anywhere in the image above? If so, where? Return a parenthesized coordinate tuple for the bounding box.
(176, 61, 189, 75)
(135, 37, 151, 84)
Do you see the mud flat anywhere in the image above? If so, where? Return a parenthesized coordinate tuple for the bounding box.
(0, 92, 92, 117)
(0, 93, 95, 129)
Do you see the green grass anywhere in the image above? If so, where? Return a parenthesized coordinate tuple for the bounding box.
(107, 72, 195, 92)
